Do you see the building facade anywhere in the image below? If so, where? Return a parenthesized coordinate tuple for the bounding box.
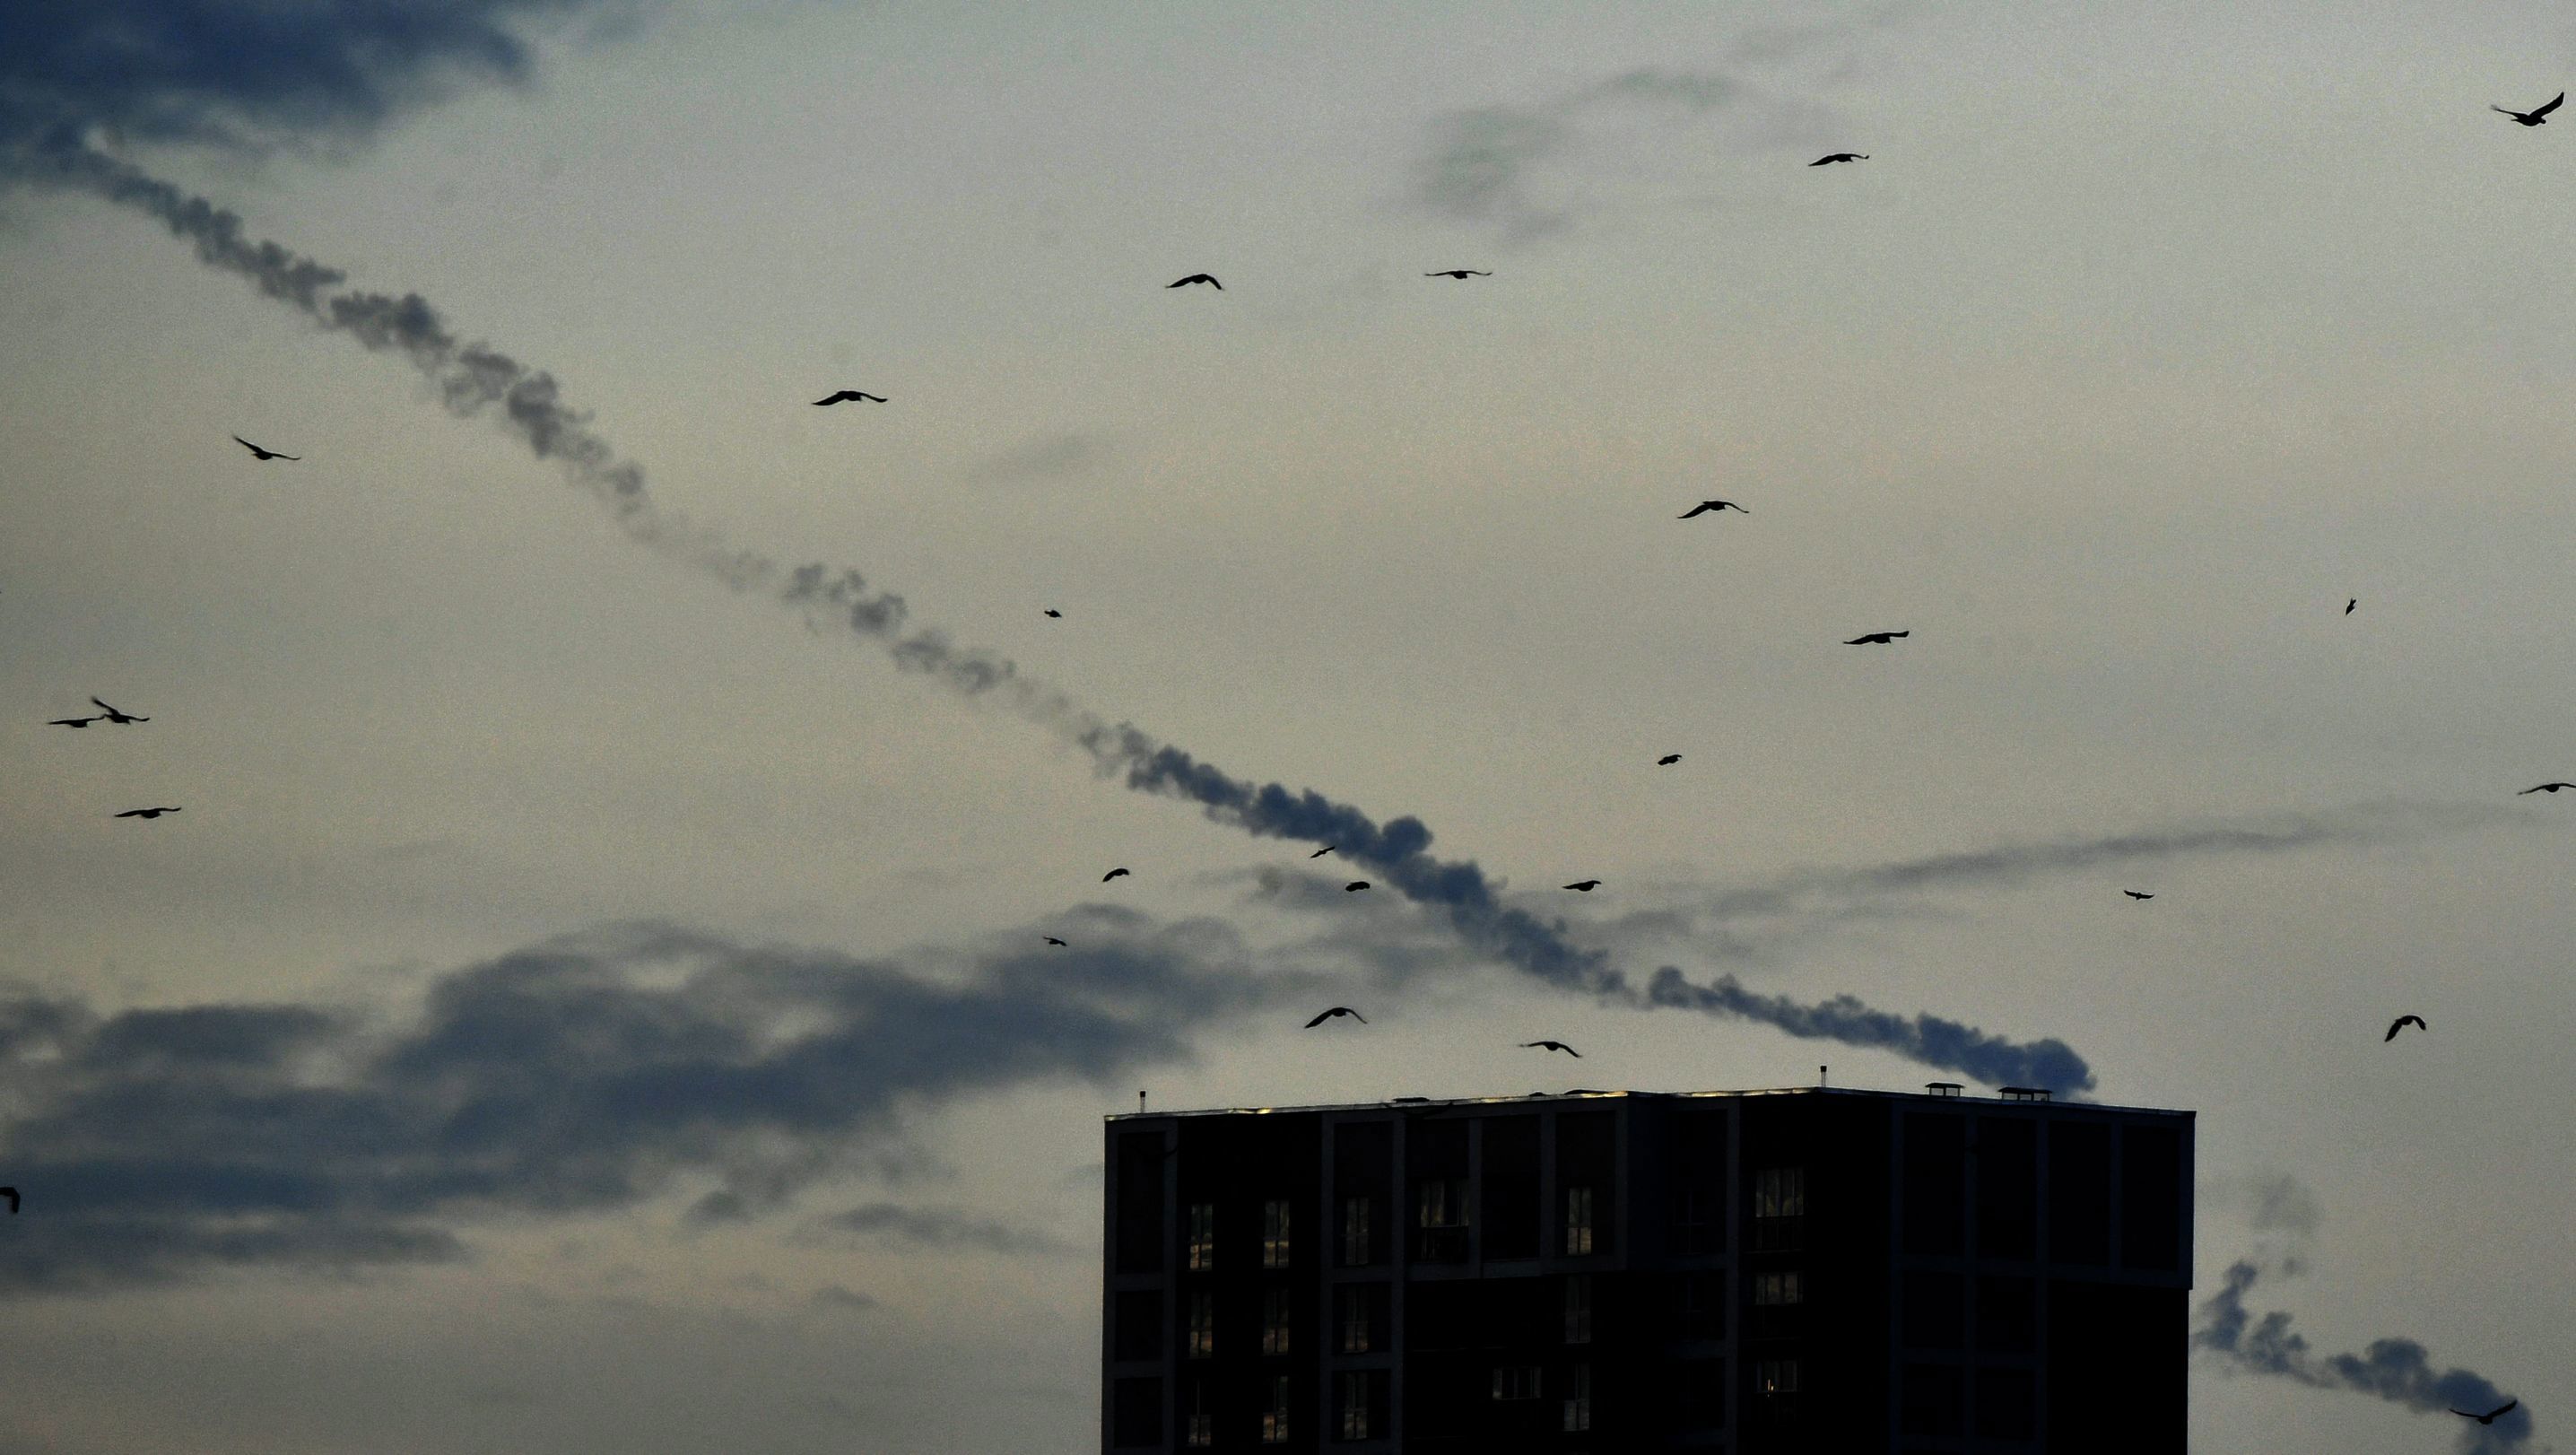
(1101, 1085, 2191, 1453)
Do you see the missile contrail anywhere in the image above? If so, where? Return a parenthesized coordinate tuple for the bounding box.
(2, 139, 2099, 1091)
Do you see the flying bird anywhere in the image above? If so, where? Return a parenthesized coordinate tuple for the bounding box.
(1563, 880, 1602, 892)
(1658, 754, 1682, 765)
(114, 806, 181, 819)
(1101, 867, 1130, 882)
(1425, 270, 1492, 278)
(1305, 1006, 1366, 1027)
(1345, 881, 1371, 892)
(1310, 845, 1335, 858)
(1844, 631, 1909, 645)
(0, 1187, 14, 1215)
(1810, 152, 1869, 165)
(1044, 937, 1068, 946)
(2450, 1401, 2519, 1425)
(2385, 1015, 2427, 1041)
(1521, 1040, 1581, 1057)
(1167, 274, 1222, 290)
(1678, 500, 1749, 518)
(231, 435, 300, 460)
(2519, 782, 2576, 795)
(2345, 598, 2356, 614)
(2495, 92, 2562, 125)
(1043, 609, 1062, 618)
(48, 716, 99, 728)
(811, 391, 887, 405)
(2124, 890, 2154, 901)
(89, 697, 147, 724)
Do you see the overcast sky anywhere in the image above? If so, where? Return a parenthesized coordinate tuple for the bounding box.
(4, 1, 2574, 1451)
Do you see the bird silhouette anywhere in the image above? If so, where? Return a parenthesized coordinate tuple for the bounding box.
(1167, 274, 1222, 290)
(2385, 1015, 2427, 1041)
(1305, 1006, 1366, 1027)
(1101, 867, 1130, 882)
(2495, 93, 2562, 125)
(48, 716, 99, 728)
(1345, 881, 1371, 892)
(1044, 937, 1068, 946)
(812, 390, 887, 405)
(1844, 631, 1909, 645)
(2345, 598, 2356, 614)
(2124, 890, 2154, 900)
(231, 435, 300, 460)
(1563, 880, 1602, 892)
(1310, 845, 1336, 858)
(1658, 754, 1682, 765)
(0, 1187, 14, 1215)
(2519, 782, 2575, 795)
(2450, 1401, 2518, 1425)
(1522, 1040, 1581, 1057)
(89, 697, 147, 724)
(1425, 270, 1492, 278)
(1043, 609, 1062, 617)
(114, 806, 181, 818)
(1678, 500, 1749, 518)
(1810, 152, 1869, 165)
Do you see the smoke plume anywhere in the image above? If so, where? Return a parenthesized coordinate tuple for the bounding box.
(0, 139, 2099, 1090)
(2197, 1259, 2536, 1452)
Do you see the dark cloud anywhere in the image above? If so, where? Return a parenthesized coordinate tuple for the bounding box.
(815, 1203, 1074, 1258)
(0, 919, 1287, 1294)
(2197, 1260, 2537, 1453)
(0, 0, 651, 152)
(1643, 967, 2093, 1092)
(807, 1285, 880, 1314)
(954, 431, 1118, 487)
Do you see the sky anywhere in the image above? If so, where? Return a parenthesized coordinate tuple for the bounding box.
(2, 0, 2572, 1450)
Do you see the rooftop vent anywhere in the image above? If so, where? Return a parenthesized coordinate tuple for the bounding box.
(1997, 1086, 2052, 1102)
(1925, 1082, 1963, 1098)
(1392, 1096, 1430, 1103)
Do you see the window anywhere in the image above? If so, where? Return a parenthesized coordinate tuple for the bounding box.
(1564, 1274, 1593, 1344)
(1337, 1370, 1371, 1441)
(1261, 1286, 1292, 1356)
(1337, 1285, 1373, 1354)
(1675, 1272, 1720, 1340)
(1187, 1290, 1214, 1359)
(1184, 1379, 1213, 1448)
(1674, 1182, 1718, 1254)
(1262, 1198, 1292, 1268)
(1340, 1195, 1372, 1266)
(1754, 1357, 1802, 1432)
(1112, 1375, 1162, 1448)
(1753, 1166, 1805, 1251)
(1754, 1270, 1802, 1306)
(1186, 1202, 1216, 1271)
(1562, 1362, 1592, 1432)
(1113, 1289, 1162, 1362)
(1563, 1185, 1597, 1255)
(1752, 1268, 1803, 1337)
(1260, 1373, 1292, 1444)
(1492, 1364, 1542, 1401)
(1417, 1178, 1469, 1261)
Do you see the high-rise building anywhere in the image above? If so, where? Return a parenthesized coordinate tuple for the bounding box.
(1101, 1084, 2191, 1452)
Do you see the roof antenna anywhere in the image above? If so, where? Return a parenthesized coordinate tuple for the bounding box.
(1819, 1064, 1829, 1087)
(1139, 1090, 1147, 1114)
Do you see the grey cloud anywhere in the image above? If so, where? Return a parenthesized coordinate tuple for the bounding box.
(0, 917, 1289, 1294)
(0, 0, 655, 152)
(817, 1203, 1074, 1258)
(2197, 1260, 2537, 1453)
(807, 1285, 880, 1314)
(955, 431, 1118, 487)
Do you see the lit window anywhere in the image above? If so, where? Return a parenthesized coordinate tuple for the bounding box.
(1757, 1357, 1802, 1396)
(1186, 1380, 1213, 1448)
(1260, 1373, 1292, 1443)
(1187, 1202, 1216, 1270)
(1337, 1370, 1371, 1441)
(1562, 1361, 1592, 1432)
(1419, 1179, 1467, 1227)
(1754, 1167, 1806, 1218)
(1187, 1290, 1215, 1359)
(1563, 1274, 1593, 1344)
(1261, 1286, 1292, 1355)
(1262, 1199, 1292, 1268)
(1754, 1270, 1803, 1305)
(1492, 1365, 1542, 1401)
(1341, 1196, 1372, 1266)
(1563, 1185, 1597, 1255)
(1337, 1286, 1372, 1354)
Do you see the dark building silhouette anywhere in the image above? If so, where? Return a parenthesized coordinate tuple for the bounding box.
(1101, 1085, 2191, 1453)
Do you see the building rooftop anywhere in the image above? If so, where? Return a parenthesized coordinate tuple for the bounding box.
(1109, 1083, 2196, 1122)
